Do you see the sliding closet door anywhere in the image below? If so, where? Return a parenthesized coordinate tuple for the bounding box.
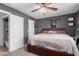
(28, 19, 35, 40)
(9, 14, 24, 52)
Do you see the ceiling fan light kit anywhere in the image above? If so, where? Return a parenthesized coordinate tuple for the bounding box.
(31, 3, 58, 15)
(40, 7, 47, 14)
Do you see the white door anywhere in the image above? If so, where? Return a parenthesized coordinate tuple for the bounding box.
(9, 14, 24, 52)
(28, 19, 35, 40)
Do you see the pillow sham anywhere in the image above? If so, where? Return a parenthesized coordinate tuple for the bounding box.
(42, 30, 48, 33)
(48, 31, 57, 34)
(57, 31, 65, 34)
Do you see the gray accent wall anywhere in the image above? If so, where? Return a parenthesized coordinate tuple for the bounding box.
(0, 4, 36, 44)
(75, 11, 79, 32)
(37, 20, 51, 33)
(36, 13, 77, 37)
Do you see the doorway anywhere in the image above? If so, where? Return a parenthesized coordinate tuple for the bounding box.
(0, 9, 24, 54)
(3, 17, 9, 50)
(0, 11, 9, 55)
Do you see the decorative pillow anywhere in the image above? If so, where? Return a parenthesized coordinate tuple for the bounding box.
(42, 30, 48, 33)
(48, 31, 57, 34)
(57, 31, 65, 34)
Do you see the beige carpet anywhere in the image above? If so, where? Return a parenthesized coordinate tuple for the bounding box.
(0, 46, 8, 56)
(2, 47, 37, 56)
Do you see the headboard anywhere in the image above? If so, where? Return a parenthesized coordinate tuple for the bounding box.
(40, 28, 66, 34)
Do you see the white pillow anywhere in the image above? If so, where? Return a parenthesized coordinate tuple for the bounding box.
(48, 31, 57, 34)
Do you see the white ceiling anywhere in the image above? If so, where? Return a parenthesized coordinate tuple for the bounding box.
(3, 3, 79, 19)
(0, 11, 7, 17)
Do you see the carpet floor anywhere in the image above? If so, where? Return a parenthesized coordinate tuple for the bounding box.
(0, 46, 8, 56)
(0, 47, 37, 56)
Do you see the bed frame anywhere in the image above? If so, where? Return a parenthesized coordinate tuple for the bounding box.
(26, 28, 74, 56)
(27, 44, 74, 56)
(40, 28, 66, 33)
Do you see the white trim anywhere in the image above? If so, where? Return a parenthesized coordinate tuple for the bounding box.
(1, 15, 9, 19)
(0, 10, 11, 15)
(1, 15, 10, 51)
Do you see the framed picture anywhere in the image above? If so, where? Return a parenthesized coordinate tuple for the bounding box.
(68, 17, 74, 21)
(68, 17, 74, 27)
(68, 23, 74, 26)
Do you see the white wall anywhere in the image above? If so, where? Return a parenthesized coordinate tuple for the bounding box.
(9, 14, 24, 52)
(28, 19, 35, 40)
(0, 17, 3, 46)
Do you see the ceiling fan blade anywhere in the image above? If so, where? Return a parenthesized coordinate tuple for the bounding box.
(36, 3, 40, 5)
(36, 3, 41, 6)
(46, 3, 52, 6)
(46, 7, 58, 11)
(31, 8, 40, 12)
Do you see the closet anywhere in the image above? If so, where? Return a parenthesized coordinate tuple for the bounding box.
(9, 14, 24, 52)
(0, 10, 24, 52)
(3, 17, 9, 49)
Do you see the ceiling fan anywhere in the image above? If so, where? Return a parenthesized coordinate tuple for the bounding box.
(31, 3, 58, 14)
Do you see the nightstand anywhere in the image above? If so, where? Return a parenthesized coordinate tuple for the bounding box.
(74, 35, 79, 50)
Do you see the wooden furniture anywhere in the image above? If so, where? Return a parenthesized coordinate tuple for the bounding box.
(75, 33, 79, 48)
(26, 28, 74, 56)
(40, 28, 66, 33)
(27, 44, 74, 56)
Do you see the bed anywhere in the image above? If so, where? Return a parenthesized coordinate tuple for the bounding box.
(27, 28, 79, 56)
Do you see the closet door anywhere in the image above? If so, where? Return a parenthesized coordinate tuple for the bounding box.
(9, 14, 24, 52)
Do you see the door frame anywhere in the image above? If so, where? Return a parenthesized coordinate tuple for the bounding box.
(1, 15, 9, 46)
(0, 10, 11, 51)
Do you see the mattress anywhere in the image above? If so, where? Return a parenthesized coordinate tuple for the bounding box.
(28, 33, 79, 56)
